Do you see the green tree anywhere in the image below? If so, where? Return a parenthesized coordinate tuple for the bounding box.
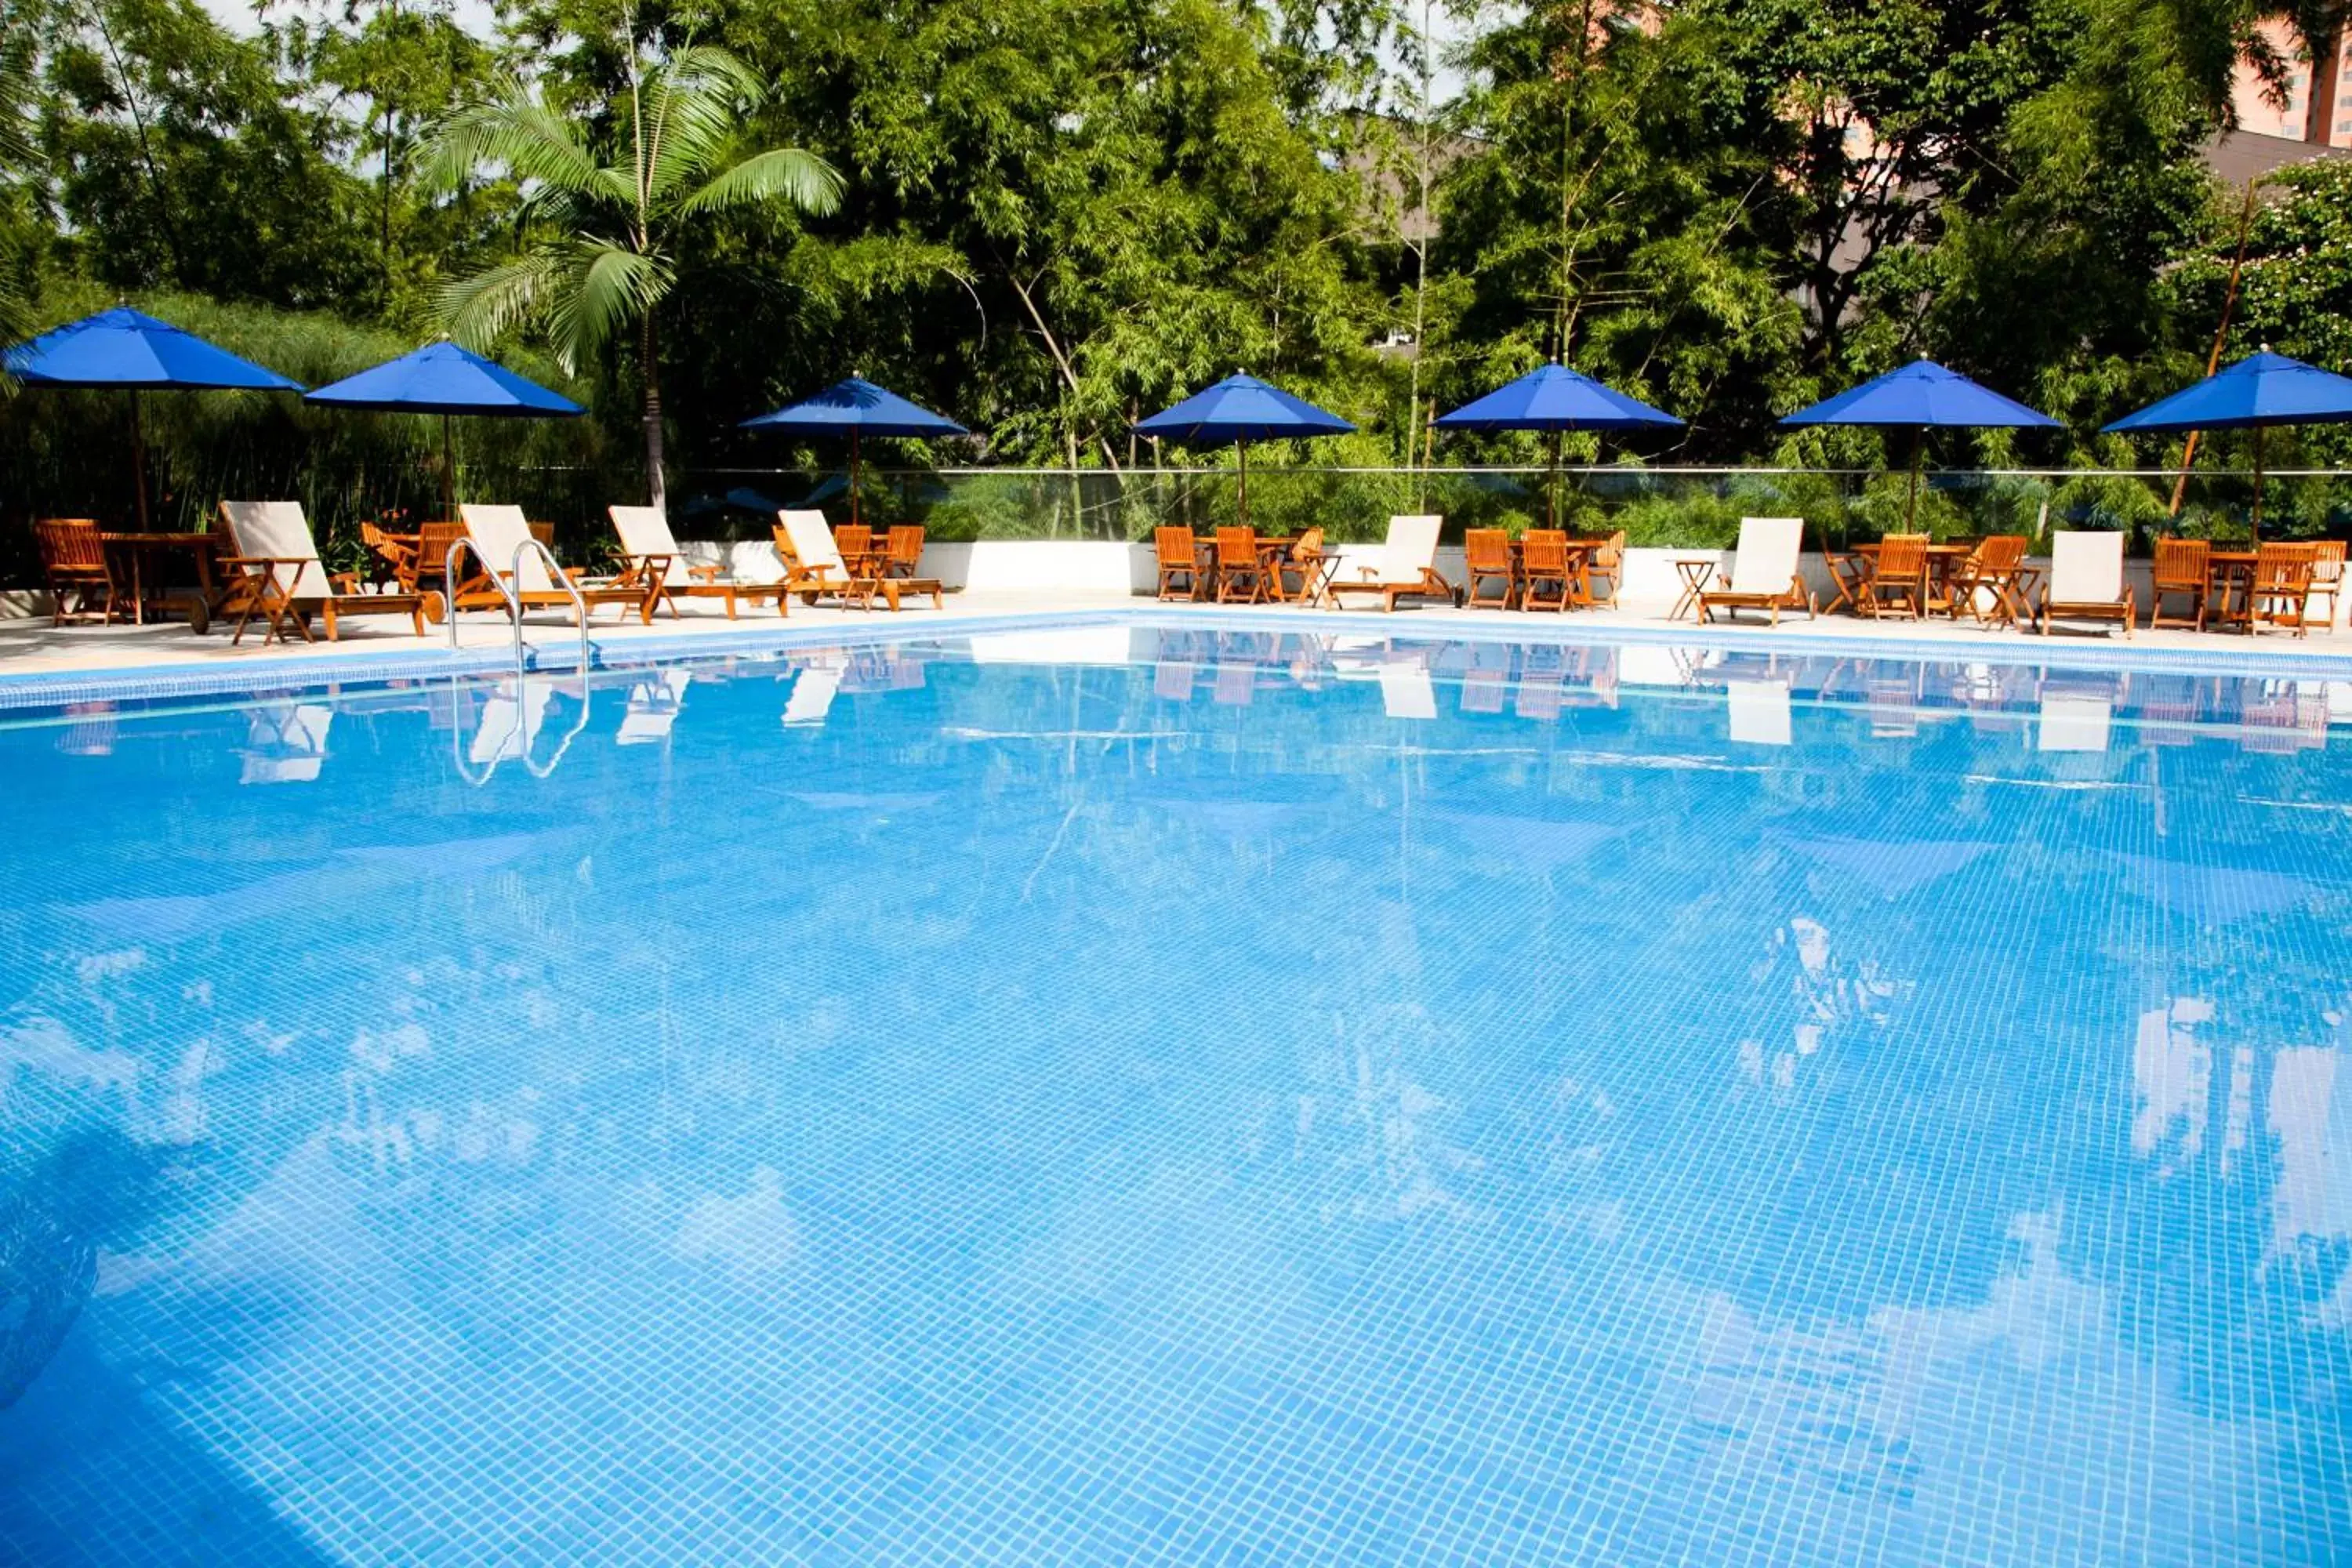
(427, 36, 842, 507)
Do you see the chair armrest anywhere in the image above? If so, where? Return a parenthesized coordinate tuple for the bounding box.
(688, 562, 723, 583)
(328, 571, 360, 593)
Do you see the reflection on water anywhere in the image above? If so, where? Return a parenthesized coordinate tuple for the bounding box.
(0, 628, 2348, 1563)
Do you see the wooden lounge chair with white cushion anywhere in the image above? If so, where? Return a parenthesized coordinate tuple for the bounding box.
(457, 505, 657, 624)
(1697, 517, 1815, 625)
(216, 502, 428, 644)
(2037, 530, 2133, 638)
(1327, 515, 1454, 612)
(773, 510, 940, 611)
(608, 505, 788, 619)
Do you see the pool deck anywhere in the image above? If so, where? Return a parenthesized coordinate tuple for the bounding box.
(4, 589, 2350, 697)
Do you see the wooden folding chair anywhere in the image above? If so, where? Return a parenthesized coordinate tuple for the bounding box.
(2305, 539, 2343, 633)
(1862, 533, 1930, 619)
(1520, 530, 1573, 612)
(2247, 542, 2318, 637)
(34, 519, 118, 626)
(2147, 537, 2211, 632)
(1463, 528, 1515, 610)
(1944, 534, 2031, 627)
(1156, 526, 1204, 601)
(1272, 527, 1334, 605)
(1214, 527, 1268, 604)
(1582, 529, 1626, 608)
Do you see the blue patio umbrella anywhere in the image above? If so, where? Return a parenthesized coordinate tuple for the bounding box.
(304, 340, 584, 516)
(2103, 350, 2352, 539)
(740, 377, 968, 527)
(1133, 374, 1355, 530)
(1435, 362, 1682, 527)
(1781, 358, 2059, 528)
(3, 307, 305, 528)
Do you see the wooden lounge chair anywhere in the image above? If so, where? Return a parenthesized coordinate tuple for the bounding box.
(1155, 526, 1205, 601)
(216, 501, 429, 644)
(1944, 533, 2031, 626)
(2147, 536, 2210, 631)
(609, 504, 789, 619)
(2037, 530, 2133, 638)
(1697, 517, 1815, 625)
(1463, 528, 1515, 610)
(773, 510, 941, 610)
(1861, 532, 1930, 619)
(457, 503, 657, 625)
(1520, 530, 1573, 612)
(1326, 515, 1454, 612)
(2247, 541, 2318, 637)
(34, 519, 118, 626)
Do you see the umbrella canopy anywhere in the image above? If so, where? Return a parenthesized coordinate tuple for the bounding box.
(2103, 350, 2352, 433)
(1435, 363, 1681, 528)
(2103, 352, 2352, 541)
(304, 340, 583, 418)
(1781, 358, 2059, 528)
(1134, 373, 1354, 446)
(1780, 358, 2059, 431)
(739, 376, 967, 438)
(3, 307, 304, 391)
(4, 307, 303, 529)
(740, 378, 967, 526)
(1433, 363, 1679, 433)
(305, 342, 583, 516)
(1134, 374, 1353, 531)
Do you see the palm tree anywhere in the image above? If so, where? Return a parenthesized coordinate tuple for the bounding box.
(426, 42, 841, 509)
(0, 34, 37, 356)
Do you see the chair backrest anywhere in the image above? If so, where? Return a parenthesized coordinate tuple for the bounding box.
(1875, 532, 1929, 582)
(1292, 526, 1324, 560)
(1972, 534, 2029, 575)
(1465, 528, 1511, 572)
(1215, 526, 1258, 566)
(777, 510, 847, 577)
(34, 519, 105, 571)
(1726, 516, 1804, 595)
(1377, 514, 1443, 583)
(2255, 541, 2316, 589)
(1521, 529, 1568, 575)
(2151, 535, 2209, 586)
(1595, 529, 1627, 568)
(834, 524, 872, 560)
(360, 521, 418, 570)
(2311, 539, 2347, 585)
(459, 504, 556, 593)
(609, 505, 688, 586)
(417, 521, 468, 580)
(887, 525, 924, 568)
(2049, 530, 2124, 604)
(219, 501, 334, 599)
(1155, 526, 1196, 567)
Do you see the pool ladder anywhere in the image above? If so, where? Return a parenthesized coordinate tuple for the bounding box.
(442, 535, 593, 678)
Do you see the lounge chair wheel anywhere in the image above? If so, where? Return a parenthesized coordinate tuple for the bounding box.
(184, 597, 209, 636)
(423, 591, 448, 625)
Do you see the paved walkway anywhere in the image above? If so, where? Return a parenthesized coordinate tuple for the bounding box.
(2, 590, 2347, 683)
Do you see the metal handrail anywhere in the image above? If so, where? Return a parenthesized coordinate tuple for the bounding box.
(441, 534, 594, 677)
(444, 535, 524, 675)
(510, 536, 593, 673)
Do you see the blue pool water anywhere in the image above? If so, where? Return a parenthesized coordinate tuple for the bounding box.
(1, 623, 2348, 1566)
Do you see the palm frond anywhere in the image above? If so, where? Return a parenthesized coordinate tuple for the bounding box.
(421, 82, 607, 198)
(440, 250, 571, 350)
(547, 241, 673, 372)
(679, 147, 845, 219)
(642, 49, 768, 203)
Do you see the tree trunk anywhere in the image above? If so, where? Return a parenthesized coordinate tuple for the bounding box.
(2308, 27, 2344, 146)
(642, 314, 666, 511)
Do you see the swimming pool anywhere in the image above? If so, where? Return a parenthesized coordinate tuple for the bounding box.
(1, 622, 2347, 1565)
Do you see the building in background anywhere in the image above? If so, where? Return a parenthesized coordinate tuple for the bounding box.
(2233, 18, 2352, 147)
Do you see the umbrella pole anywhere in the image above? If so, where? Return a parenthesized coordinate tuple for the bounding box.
(1551, 429, 1564, 531)
(129, 390, 151, 530)
(441, 413, 456, 518)
(851, 430, 862, 528)
(1906, 426, 1923, 531)
(2251, 425, 2265, 545)
(1238, 438, 1250, 532)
